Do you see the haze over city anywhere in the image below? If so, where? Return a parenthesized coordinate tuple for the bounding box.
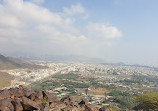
(0, 0, 158, 67)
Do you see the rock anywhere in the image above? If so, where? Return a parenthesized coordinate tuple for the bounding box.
(85, 105, 98, 111)
(9, 87, 32, 98)
(21, 96, 39, 110)
(0, 89, 11, 99)
(0, 86, 101, 111)
(36, 91, 43, 100)
(8, 88, 22, 97)
(61, 106, 79, 111)
(35, 97, 43, 104)
(34, 91, 43, 104)
(42, 91, 53, 102)
(79, 99, 88, 107)
(51, 101, 67, 111)
(61, 96, 75, 106)
(11, 99, 23, 111)
(39, 103, 50, 111)
(23, 88, 32, 97)
(61, 106, 73, 111)
(49, 102, 55, 108)
(0, 98, 14, 111)
(99, 106, 109, 111)
(29, 92, 36, 100)
(19, 85, 24, 90)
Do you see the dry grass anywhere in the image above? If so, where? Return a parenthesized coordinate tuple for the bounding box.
(0, 72, 15, 88)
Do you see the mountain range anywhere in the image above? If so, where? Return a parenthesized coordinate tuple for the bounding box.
(0, 54, 45, 70)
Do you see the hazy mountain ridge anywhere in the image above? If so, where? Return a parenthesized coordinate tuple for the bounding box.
(18, 55, 104, 63)
(0, 54, 46, 70)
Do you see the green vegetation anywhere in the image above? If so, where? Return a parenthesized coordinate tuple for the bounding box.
(134, 91, 158, 110)
(90, 79, 116, 89)
(62, 80, 90, 88)
(109, 90, 134, 109)
(32, 80, 61, 91)
(52, 73, 80, 80)
(31, 72, 158, 110)
(43, 96, 48, 104)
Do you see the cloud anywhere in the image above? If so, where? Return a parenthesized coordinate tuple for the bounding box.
(0, 0, 122, 58)
(63, 4, 85, 15)
(31, 0, 45, 3)
(86, 23, 122, 39)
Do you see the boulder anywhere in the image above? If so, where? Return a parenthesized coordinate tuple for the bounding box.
(0, 98, 14, 111)
(29, 92, 36, 100)
(49, 102, 55, 108)
(36, 91, 43, 99)
(8, 87, 32, 98)
(52, 101, 67, 111)
(11, 99, 23, 111)
(39, 103, 50, 111)
(99, 105, 109, 111)
(61, 106, 73, 111)
(79, 99, 88, 107)
(42, 91, 53, 102)
(21, 96, 39, 110)
(0, 89, 11, 99)
(61, 96, 75, 106)
(85, 105, 98, 111)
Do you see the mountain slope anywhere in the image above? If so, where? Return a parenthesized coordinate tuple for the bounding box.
(0, 54, 44, 70)
(0, 71, 15, 88)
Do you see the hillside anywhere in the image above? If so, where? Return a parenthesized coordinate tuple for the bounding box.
(0, 54, 45, 70)
(0, 85, 108, 111)
(0, 72, 15, 88)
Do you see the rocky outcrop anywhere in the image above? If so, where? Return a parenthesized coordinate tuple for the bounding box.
(0, 85, 109, 111)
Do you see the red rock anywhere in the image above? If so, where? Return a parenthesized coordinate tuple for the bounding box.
(11, 99, 23, 111)
(85, 105, 98, 111)
(49, 102, 55, 108)
(29, 92, 36, 100)
(61, 96, 75, 106)
(0, 89, 11, 99)
(0, 98, 14, 111)
(36, 91, 43, 99)
(99, 106, 109, 111)
(39, 103, 50, 111)
(19, 85, 24, 90)
(79, 99, 88, 107)
(21, 96, 39, 110)
(42, 91, 53, 102)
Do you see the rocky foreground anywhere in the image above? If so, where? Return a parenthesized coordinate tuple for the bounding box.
(0, 85, 109, 111)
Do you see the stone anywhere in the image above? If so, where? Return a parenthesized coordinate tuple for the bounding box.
(0, 98, 14, 111)
(49, 102, 55, 108)
(99, 105, 109, 111)
(11, 99, 23, 111)
(21, 96, 39, 110)
(85, 105, 98, 111)
(0, 89, 11, 99)
(61, 96, 75, 106)
(39, 103, 50, 111)
(79, 99, 88, 107)
(42, 91, 53, 102)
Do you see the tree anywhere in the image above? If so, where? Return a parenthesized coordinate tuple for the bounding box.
(133, 91, 158, 111)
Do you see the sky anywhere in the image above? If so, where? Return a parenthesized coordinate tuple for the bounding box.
(0, 0, 158, 66)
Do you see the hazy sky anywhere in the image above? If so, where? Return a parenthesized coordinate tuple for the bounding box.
(0, 0, 158, 66)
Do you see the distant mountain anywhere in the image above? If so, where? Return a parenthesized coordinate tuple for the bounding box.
(19, 55, 104, 63)
(0, 54, 45, 70)
(102, 62, 157, 69)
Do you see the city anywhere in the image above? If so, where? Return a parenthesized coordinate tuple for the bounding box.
(3, 62, 158, 110)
